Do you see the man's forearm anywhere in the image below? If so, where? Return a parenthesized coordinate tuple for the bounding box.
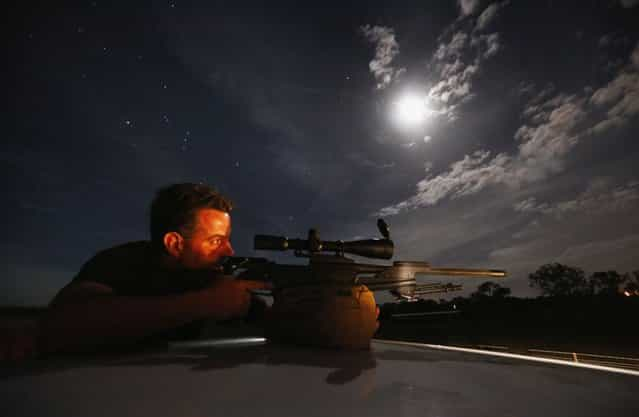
(39, 291, 212, 354)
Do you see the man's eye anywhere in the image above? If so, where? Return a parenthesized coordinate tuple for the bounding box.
(209, 237, 223, 245)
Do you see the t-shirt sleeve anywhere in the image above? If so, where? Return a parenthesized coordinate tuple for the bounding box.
(68, 241, 220, 296)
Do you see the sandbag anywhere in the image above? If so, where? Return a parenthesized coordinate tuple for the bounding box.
(265, 284, 378, 349)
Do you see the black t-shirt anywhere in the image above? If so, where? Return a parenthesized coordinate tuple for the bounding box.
(72, 241, 221, 295)
(70, 241, 223, 341)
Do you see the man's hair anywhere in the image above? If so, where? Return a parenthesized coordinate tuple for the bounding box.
(150, 183, 233, 251)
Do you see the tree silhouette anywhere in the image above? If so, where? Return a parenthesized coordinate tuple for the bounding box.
(623, 270, 639, 296)
(528, 263, 589, 297)
(589, 271, 626, 296)
(472, 281, 511, 298)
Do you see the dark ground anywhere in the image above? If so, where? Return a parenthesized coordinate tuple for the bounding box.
(2, 296, 638, 359)
(376, 296, 639, 357)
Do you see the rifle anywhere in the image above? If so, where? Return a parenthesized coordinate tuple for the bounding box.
(222, 219, 506, 301)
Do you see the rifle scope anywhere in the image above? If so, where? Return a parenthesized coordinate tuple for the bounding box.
(254, 233, 394, 260)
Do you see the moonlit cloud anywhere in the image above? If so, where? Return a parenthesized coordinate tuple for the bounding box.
(376, 41, 639, 216)
(517, 81, 536, 96)
(360, 25, 405, 89)
(426, 5, 507, 121)
(359, 2, 508, 122)
(472, 33, 501, 58)
(457, 0, 482, 16)
(377, 150, 512, 216)
(475, 1, 509, 31)
(514, 179, 639, 217)
(434, 32, 468, 61)
(558, 234, 639, 264)
(589, 42, 639, 132)
(590, 73, 639, 106)
(489, 233, 639, 276)
(476, 3, 499, 30)
(515, 94, 586, 164)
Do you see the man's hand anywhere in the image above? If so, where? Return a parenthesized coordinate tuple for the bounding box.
(197, 278, 271, 321)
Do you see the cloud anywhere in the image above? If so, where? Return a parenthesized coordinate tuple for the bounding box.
(457, 0, 482, 16)
(382, 92, 588, 214)
(590, 72, 638, 106)
(377, 150, 512, 216)
(515, 94, 586, 163)
(377, 92, 584, 215)
(476, 1, 509, 31)
(427, 30, 502, 119)
(513, 179, 639, 217)
(588, 43, 639, 133)
(376, 41, 639, 216)
(428, 62, 477, 104)
(489, 233, 639, 278)
(471, 32, 501, 59)
(360, 2, 508, 121)
(425, 0, 510, 121)
(434, 32, 468, 61)
(360, 25, 405, 89)
(558, 234, 639, 264)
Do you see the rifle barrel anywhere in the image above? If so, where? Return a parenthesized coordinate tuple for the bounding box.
(419, 268, 506, 278)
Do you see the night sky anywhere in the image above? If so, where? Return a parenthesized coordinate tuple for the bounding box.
(5, 0, 639, 305)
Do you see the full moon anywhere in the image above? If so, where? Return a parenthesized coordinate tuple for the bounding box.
(394, 94, 430, 127)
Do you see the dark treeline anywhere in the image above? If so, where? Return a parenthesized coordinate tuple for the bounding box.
(1, 263, 638, 355)
(377, 263, 639, 355)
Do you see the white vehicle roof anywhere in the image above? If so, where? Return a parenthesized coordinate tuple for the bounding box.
(2, 338, 638, 417)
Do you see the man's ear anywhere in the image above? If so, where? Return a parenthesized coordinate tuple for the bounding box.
(163, 232, 184, 258)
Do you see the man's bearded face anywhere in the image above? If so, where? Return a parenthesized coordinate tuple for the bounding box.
(178, 208, 234, 270)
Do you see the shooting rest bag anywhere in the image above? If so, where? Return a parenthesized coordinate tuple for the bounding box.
(265, 283, 378, 350)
